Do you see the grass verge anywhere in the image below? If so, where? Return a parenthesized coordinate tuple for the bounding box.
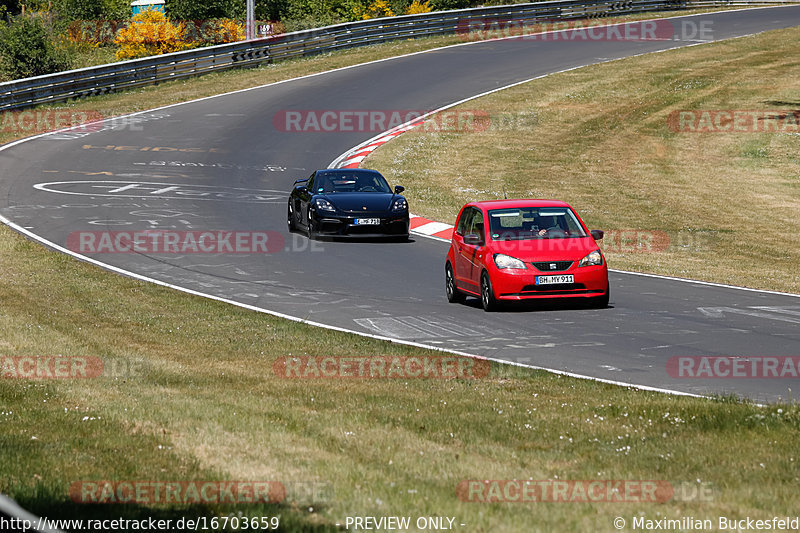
(366, 25, 800, 294)
(1, 229, 799, 531)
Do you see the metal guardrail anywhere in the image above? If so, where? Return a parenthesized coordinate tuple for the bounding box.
(1, 0, 797, 112)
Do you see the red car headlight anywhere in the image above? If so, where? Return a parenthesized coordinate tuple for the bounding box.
(493, 254, 527, 270)
(578, 250, 603, 267)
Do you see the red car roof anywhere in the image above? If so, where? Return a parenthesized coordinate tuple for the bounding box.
(466, 199, 572, 209)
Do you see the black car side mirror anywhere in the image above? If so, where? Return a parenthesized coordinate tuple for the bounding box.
(394, 185, 405, 194)
(296, 186, 308, 194)
(590, 229, 604, 241)
(464, 233, 483, 246)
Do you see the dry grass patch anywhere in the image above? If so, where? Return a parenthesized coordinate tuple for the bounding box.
(367, 26, 800, 293)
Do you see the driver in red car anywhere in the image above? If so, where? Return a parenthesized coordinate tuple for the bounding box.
(535, 215, 561, 236)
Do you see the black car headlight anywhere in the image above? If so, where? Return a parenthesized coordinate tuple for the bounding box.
(391, 198, 408, 212)
(313, 198, 336, 212)
(578, 250, 603, 267)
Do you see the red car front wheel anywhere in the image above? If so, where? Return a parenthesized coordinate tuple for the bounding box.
(480, 272, 500, 312)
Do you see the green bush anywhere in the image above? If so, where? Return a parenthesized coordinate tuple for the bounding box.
(280, 0, 345, 29)
(55, 0, 104, 19)
(1, 0, 21, 18)
(51, 0, 130, 22)
(428, 0, 472, 9)
(0, 16, 72, 79)
(256, 0, 292, 21)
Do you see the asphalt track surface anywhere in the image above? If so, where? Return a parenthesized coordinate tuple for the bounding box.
(2, 7, 800, 403)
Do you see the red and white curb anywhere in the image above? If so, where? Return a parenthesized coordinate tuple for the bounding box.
(331, 117, 456, 241)
(337, 120, 425, 169)
(410, 215, 453, 240)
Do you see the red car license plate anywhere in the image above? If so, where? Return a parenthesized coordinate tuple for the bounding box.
(535, 275, 574, 285)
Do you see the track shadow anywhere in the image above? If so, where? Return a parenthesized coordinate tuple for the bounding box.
(761, 100, 800, 107)
(458, 295, 613, 313)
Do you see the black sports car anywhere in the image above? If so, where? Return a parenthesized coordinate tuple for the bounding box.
(287, 168, 410, 239)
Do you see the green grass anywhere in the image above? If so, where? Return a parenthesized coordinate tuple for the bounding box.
(366, 25, 800, 295)
(1, 236, 798, 531)
(2, 8, 800, 533)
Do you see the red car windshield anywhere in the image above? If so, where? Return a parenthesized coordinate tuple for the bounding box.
(487, 207, 587, 240)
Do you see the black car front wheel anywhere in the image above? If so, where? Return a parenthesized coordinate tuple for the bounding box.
(306, 208, 318, 240)
(287, 202, 297, 232)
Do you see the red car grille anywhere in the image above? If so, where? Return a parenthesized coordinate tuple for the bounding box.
(531, 261, 573, 272)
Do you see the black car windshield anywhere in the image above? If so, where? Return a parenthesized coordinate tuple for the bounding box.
(488, 207, 587, 240)
(315, 172, 392, 194)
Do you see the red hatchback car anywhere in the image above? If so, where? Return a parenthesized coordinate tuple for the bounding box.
(445, 200, 609, 311)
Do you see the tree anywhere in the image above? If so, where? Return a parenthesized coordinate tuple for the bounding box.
(255, 0, 291, 21)
(49, 0, 130, 22)
(0, 0, 21, 18)
(54, 0, 104, 20)
(0, 15, 72, 79)
(165, 0, 243, 20)
(428, 0, 471, 10)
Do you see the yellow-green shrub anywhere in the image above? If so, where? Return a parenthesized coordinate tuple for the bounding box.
(197, 18, 246, 45)
(405, 0, 432, 15)
(361, 0, 394, 19)
(114, 8, 192, 60)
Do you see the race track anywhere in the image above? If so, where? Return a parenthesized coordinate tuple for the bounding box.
(2, 6, 800, 403)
